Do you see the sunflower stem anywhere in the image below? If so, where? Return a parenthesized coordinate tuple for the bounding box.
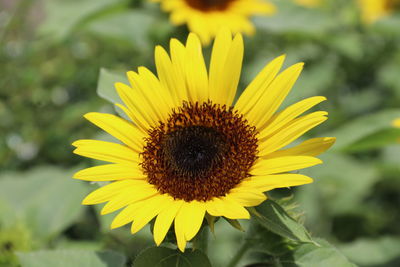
(226, 239, 251, 267)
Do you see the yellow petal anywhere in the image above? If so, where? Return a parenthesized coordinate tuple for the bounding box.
(206, 196, 250, 219)
(127, 68, 171, 123)
(267, 137, 336, 158)
(72, 139, 139, 164)
(131, 194, 172, 234)
(209, 30, 243, 106)
(241, 174, 313, 192)
(392, 118, 400, 128)
(235, 55, 286, 115)
(232, 0, 276, 14)
(114, 103, 148, 134)
(101, 184, 157, 215)
(84, 112, 145, 152)
(258, 96, 327, 139)
(358, 0, 389, 24)
(227, 189, 267, 207)
(176, 201, 206, 241)
(73, 164, 145, 181)
(137, 67, 175, 118)
(115, 82, 156, 129)
(184, 33, 209, 103)
(82, 180, 139, 205)
(155, 46, 183, 107)
(250, 156, 322, 176)
(244, 63, 304, 129)
(258, 113, 328, 156)
(174, 208, 187, 252)
(110, 200, 146, 229)
(169, 38, 189, 103)
(153, 200, 183, 246)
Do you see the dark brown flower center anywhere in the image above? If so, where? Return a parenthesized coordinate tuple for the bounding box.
(162, 126, 229, 178)
(386, 0, 400, 10)
(141, 101, 258, 202)
(184, 0, 236, 11)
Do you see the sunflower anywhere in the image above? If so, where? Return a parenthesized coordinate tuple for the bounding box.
(393, 118, 400, 128)
(358, 0, 400, 23)
(293, 0, 322, 8)
(151, 0, 275, 45)
(72, 30, 335, 252)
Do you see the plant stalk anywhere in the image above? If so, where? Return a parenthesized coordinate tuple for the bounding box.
(226, 239, 251, 267)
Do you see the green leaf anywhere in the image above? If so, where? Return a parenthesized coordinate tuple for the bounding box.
(223, 218, 244, 232)
(249, 200, 314, 244)
(253, 3, 335, 35)
(17, 250, 125, 267)
(378, 53, 400, 97)
(345, 128, 400, 152)
(339, 237, 400, 266)
(246, 222, 290, 257)
(39, 0, 127, 41)
(373, 14, 400, 35)
(328, 109, 400, 151)
(133, 247, 212, 267)
(94, 204, 118, 233)
(281, 239, 356, 267)
(297, 153, 379, 218)
(85, 10, 156, 48)
(97, 68, 127, 105)
(96, 68, 132, 120)
(0, 166, 89, 241)
(325, 32, 364, 60)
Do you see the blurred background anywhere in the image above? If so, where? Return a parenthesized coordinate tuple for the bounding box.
(1, 0, 400, 266)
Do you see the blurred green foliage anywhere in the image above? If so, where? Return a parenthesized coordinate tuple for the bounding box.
(1, 0, 400, 266)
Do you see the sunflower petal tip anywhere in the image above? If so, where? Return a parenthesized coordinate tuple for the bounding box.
(72, 172, 81, 179)
(114, 82, 126, 92)
(110, 222, 120, 230)
(83, 112, 97, 121)
(155, 45, 166, 55)
(100, 210, 107, 216)
(81, 198, 92, 205)
(72, 139, 88, 147)
(187, 32, 202, 46)
(315, 158, 323, 165)
(314, 96, 327, 102)
(306, 177, 314, 184)
(154, 238, 162, 246)
(126, 70, 135, 76)
(177, 245, 186, 252)
(137, 66, 148, 73)
(169, 37, 181, 47)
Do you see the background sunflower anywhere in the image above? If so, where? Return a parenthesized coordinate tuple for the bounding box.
(1, 0, 400, 266)
(151, 0, 276, 44)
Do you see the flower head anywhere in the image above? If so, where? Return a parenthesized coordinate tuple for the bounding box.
(294, 0, 322, 8)
(73, 30, 335, 252)
(393, 118, 400, 128)
(151, 0, 275, 45)
(358, 0, 400, 23)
